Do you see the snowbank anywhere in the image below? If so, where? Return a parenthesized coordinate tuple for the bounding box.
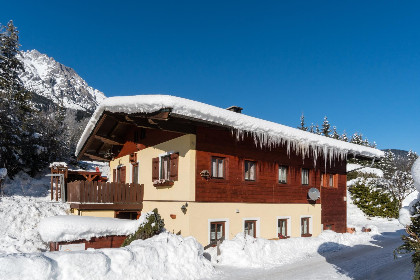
(76, 95, 384, 164)
(0, 232, 214, 280)
(207, 231, 375, 268)
(49, 162, 67, 168)
(38, 213, 151, 242)
(0, 173, 69, 255)
(398, 158, 420, 226)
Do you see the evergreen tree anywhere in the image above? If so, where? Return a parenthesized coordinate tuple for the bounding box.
(331, 126, 340, 139)
(309, 123, 314, 133)
(321, 116, 331, 137)
(315, 124, 321, 135)
(299, 113, 307, 131)
(0, 21, 34, 176)
(341, 131, 349, 142)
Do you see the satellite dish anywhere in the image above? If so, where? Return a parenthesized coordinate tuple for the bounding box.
(308, 188, 320, 201)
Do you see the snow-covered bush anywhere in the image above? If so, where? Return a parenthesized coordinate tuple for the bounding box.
(349, 178, 399, 218)
(121, 208, 165, 247)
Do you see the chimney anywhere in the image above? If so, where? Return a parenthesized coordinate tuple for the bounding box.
(226, 106, 243, 114)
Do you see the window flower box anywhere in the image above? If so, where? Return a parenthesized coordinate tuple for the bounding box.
(153, 179, 174, 187)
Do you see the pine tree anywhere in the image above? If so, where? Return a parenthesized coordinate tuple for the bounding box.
(299, 113, 307, 131)
(321, 116, 331, 137)
(0, 21, 35, 177)
(341, 131, 349, 142)
(315, 124, 321, 135)
(309, 123, 314, 133)
(331, 126, 340, 139)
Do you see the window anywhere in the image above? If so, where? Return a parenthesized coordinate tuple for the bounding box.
(244, 160, 256, 181)
(328, 174, 334, 187)
(325, 224, 334, 231)
(211, 157, 225, 178)
(244, 220, 256, 237)
(278, 219, 288, 238)
(114, 166, 126, 183)
(320, 173, 324, 187)
(301, 217, 311, 237)
(278, 166, 288, 184)
(301, 168, 309, 185)
(210, 222, 225, 243)
(160, 155, 171, 180)
(132, 163, 139, 184)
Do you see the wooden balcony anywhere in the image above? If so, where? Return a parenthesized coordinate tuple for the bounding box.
(67, 181, 144, 211)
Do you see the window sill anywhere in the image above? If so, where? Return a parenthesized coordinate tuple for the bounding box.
(301, 233, 312, 237)
(153, 180, 174, 187)
(278, 235, 290, 239)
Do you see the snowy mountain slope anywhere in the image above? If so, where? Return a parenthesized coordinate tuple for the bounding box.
(18, 50, 106, 112)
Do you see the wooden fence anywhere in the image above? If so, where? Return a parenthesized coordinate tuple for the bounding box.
(67, 181, 144, 204)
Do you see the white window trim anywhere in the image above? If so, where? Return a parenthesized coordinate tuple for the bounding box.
(276, 216, 292, 237)
(242, 217, 260, 238)
(158, 151, 175, 179)
(300, 215, 313, 236)
(208, 218, 229, 244)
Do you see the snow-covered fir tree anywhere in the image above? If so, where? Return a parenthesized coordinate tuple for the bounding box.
(331, 126, 340, 139)
(299, 113, 307, 131)
(321, 116, 331, 137)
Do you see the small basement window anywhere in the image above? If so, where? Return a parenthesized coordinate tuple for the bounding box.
(301, 217, 311, 237)
(278, 219, 288, 238)
(244, 220, 257, 238)
(210, 221, 225, 243)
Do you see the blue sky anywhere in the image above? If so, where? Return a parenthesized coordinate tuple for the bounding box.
(3, 1, 420, 152)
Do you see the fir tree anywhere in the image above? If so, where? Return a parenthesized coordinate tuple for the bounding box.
(315, 124, 321, 135)
(331, 126, 340, 139)
(321, 116, 331, 137)
(341, 131, 349, 142)
(299, 113, 307, 131)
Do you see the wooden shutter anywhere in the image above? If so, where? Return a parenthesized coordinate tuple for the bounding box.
(152, 157, 159, 180)
(113, 169, 117, 183)
(170, 153, 179, 181)
(120, 166, 126, 183)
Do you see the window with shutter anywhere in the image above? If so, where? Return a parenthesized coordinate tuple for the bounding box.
(120, 166, 126, 183)
(152, 157, 159, 180)
(170, 153, 179, 181)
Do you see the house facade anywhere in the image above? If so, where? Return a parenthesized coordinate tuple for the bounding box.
(75, 95, 383, 246)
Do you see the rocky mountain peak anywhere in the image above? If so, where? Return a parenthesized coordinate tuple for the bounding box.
(18, 50, 106, 112)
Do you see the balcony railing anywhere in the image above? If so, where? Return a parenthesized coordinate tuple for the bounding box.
(67, 181, 143, 205)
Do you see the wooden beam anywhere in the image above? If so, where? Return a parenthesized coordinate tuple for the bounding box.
(77, 113, 108, 161)
(70, 203, 143, 211)
(94, 134, 124, 146)
(85, 153, 109, 162)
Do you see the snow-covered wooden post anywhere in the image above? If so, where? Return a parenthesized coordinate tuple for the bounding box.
(0, 168, 7, 197)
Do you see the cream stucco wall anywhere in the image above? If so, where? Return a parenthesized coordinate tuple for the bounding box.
(109, 134, 196, 201)
(143, 200, 321, 246)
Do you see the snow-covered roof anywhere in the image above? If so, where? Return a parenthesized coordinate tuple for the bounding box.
(76, 95, 384, 162)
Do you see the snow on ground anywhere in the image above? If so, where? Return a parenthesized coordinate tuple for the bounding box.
(39, 213, 151, 242)
(0, 232, 214, 280)
(347, 163, 384, 177)
(0, 173, 69, 255)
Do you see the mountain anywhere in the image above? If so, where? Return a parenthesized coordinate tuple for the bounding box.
(18, 50, 106, 113)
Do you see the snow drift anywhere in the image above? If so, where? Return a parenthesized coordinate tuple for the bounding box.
(399, 157, 420, 226)
(208, 231, 376, 268)
(0, 232, 214, 280)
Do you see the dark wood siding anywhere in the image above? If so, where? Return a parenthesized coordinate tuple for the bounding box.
(195, 126, 347, 233)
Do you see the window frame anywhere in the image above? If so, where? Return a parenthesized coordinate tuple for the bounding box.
(160, 155, 171, 180)
(278, 219, 288, 238)
(301, 217, 312, 237)
(244, 160, 257, 181)
(328, 174, 334, 187)
(211, 157, 225, 179)
(278, 165, 288, 184)
(132, 162, 139, 184)
(210, 221, 226, 243)
(301, 168, 310, 185)
(244, 220, 257, 238)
